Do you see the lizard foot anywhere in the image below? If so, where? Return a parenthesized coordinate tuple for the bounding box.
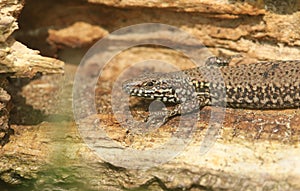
(144, 110, 169, 131)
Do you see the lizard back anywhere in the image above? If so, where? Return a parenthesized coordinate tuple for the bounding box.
(184, 60, 300, 109)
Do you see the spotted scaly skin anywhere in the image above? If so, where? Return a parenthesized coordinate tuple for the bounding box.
(122, 57, 300, 124)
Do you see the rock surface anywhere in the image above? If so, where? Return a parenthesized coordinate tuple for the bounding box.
(47, 21, 108, 48)
(0, 0, 64, 147)
(0, 0, 23, 42)
(89, 0, 267, 15)
(87, 0, 300, 60)
(0, 84, 11, 146)
(1, 0, 300, 190)
(0, 39, 64, 77)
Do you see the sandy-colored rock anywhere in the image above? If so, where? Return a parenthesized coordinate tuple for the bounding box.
(1, 0, 300, 190)
(2, 58, 300, 190)
(34, 0, 300, 61)
(0, 39, 64, 77)
(0, 0, 23, 42)
(47, 21, 108, 48)
(0, 0, 64, 147)
(88, 0, 266, 15)
(0, 0, 64, 77)
(0, 85, 11, 146)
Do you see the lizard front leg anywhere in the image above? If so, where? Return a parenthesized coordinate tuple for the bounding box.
(145, 95, 209, 128)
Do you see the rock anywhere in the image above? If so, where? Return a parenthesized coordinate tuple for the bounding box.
(0, 84, 11, 146)
(1, 0, 300, 190)
(0, 0, 64, 146)
(16, 0, 300, 60)
(0, 39, 64, 77)
(47, 21, 108, 48)
(88, 0, 266, 15)
(0, 0, 23, 42)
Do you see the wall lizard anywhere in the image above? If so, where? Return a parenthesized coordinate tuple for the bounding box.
(122, 57, 300, 125)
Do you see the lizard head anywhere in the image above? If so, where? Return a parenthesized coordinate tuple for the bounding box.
(122, 72, 181, 103)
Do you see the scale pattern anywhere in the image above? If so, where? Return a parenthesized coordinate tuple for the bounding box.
(123, 59, 300, 110)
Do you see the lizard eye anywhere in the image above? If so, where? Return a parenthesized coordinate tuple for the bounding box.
(146, 81, 154, 86)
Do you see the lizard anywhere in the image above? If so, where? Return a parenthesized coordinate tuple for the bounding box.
(122, 57, 300, 126)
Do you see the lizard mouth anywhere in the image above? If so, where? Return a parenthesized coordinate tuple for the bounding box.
(124, 87, 179, 103)
(130, 88, 155, 98)
(122, 84, 132, 94)
(122, 80, 178, 103)
(122, 79, 144, 94)
(122, 83, 147, 97)
(122, 84, 162, 99)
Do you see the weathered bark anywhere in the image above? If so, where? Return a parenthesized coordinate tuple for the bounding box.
(0, 84, 11, 146)
(0, 0, 23, 43)
(1, 0, 64, 77)
(0, 0, 64, 147)
(1, 0, 300, 190)
(0, 39, 64, 77)
(2, 45, 300, 190)
(36, 0, 300, 62)
(47, 22, 108, 48)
